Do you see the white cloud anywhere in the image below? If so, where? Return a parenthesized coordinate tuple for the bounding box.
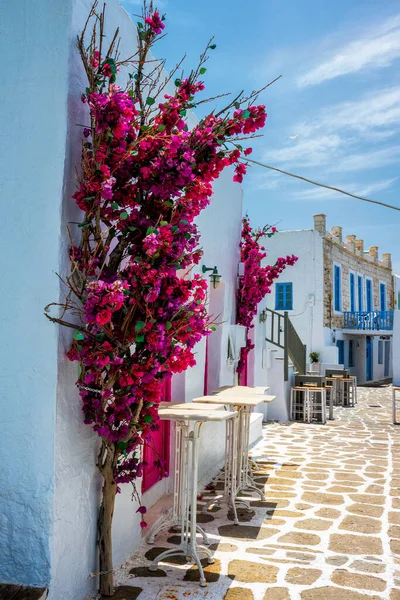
(292, 177, 397, 201)
(262, 135, 343, 168)
(329, 146, 400, 173)
(298, 15, 400, 87)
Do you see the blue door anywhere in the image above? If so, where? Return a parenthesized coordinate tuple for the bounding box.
(384, 341, 390, 377)
(337, 340, 344, 365)
(366, 337, 373, 381)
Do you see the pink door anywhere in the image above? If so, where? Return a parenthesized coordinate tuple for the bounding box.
(142, 378, 171, 493)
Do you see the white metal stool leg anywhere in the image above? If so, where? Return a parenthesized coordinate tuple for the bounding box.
(149, 422, 213, 587)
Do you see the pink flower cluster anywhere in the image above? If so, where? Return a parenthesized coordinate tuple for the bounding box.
(67, 12, 268, 498)
(236, 216, 298, 375)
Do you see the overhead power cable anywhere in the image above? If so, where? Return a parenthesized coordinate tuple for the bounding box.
(247, 158, 400, 213)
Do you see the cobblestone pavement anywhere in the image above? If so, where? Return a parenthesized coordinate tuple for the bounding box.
(109, 385, 400, 600)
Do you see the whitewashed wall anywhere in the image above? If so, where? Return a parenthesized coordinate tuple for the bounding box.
(0, 0, 72, 589)
(260, 229, 326, 359)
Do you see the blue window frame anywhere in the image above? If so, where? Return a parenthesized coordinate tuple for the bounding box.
(358, 275, 363, 311)
(337, 340, 344, 365)
(378, 340, 383, 364)
(380, 283, 386, 311)
(275, 282, 293, 310)
(366, 279, 373, 312)
(348, 340, 355, 367)
(350, 273, 356, 312)
(334, 265, 342, 312)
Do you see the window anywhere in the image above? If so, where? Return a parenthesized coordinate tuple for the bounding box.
(350, 272, 356, 312)
(378, 340, 383, 364)
(275, 282, 293, 310)
(358, 275, 363, 311)
(380, 283, 386, 312)
(366, 278, 373, 312)
(348, 340, 355, 367)
(334, 265, 342, 312)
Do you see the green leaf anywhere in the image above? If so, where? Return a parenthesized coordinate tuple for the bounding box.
(139, 30, 146, 40)
(135, 334, 145, 343)
(76, 344, 83, 350)
(211, 326, 217, 331)
(112, 202, 119, 209)
(135, 321, 145, 333)
(242, 109, 251, 119)
(137, 22, 144, 29)
(134, 73, 139, 80)
(184, 232, 191, 240)
(143, 414, 153, 424)
(179, 219, 189, 226)
(165, 321, 172, 331)
(164, 200, 174, 207)
(160, 220, 168, 226)
(171, 225, 179, 233)
(117, 441, 128, 450)
(120, 211, 128, 220)
(74, 331, 85, 341)
(158, 124, 166, 132)
(128, 89, 134, 98)
(209, 44, 217, 50)
(146, 97, 155, 106)
(199, 67, 207, 75)
(180, 109, 187, 117)
(174, 78, 182, 87)
(128, 226, 137, 232)
(105, 364, 111, 371)
(234, 101, 240, 109)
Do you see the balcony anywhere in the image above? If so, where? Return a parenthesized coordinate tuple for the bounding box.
(343, 310, 394, 331)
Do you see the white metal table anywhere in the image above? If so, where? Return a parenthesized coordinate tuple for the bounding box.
(193, 388, 275, 502)
(148, 405, 236, 587)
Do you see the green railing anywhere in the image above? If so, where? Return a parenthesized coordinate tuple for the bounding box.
(264, 308, 306, 381)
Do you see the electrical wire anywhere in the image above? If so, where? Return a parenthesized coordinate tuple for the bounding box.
(247, 159, 400, 213)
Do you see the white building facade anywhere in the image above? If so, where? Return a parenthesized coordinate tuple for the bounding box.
(257, 214, 395, 385)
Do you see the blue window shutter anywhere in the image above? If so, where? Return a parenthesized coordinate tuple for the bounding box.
(366, 280, 372, 312)
(350, 273, 355, 312)
(276, 283, 293, 310)
(380, 283, 386, 311)
(285, 283, 293, 310)
(358, 276, 363, 311)
(334, 266, 341, 311)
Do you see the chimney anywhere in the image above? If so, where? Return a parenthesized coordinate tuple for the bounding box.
(346, 235, 356, 252)
(382, 253, 392, 269)
(369, 246, 379, 261)
(331, 226, 342, 242)
(355, 239, 364, 255)
(313, 214, 326, 234)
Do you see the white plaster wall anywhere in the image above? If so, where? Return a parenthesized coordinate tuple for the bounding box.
(261, 229, 327, 360)
(0, 0, 72, 588)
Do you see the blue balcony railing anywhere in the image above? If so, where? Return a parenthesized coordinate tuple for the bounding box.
(343, 310, 394, 331)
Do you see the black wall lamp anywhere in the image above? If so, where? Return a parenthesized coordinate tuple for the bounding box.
(259, 309, 267, 323)
(202, 265, 222, 289)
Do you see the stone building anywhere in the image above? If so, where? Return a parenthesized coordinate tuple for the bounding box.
(257, 214, 395, 386)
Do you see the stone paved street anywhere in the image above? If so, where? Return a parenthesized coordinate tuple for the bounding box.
(109, 385, 400, 600)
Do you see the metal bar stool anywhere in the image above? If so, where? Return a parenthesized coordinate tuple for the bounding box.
(393, 387, 400, 424)
(341, 378, 356, 407)
(307, 387, 327, 424)
(326, 384, 335, 420)
(290, 387, 310, 422)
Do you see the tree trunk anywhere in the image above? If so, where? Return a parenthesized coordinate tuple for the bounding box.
(98, 456, 117, 597)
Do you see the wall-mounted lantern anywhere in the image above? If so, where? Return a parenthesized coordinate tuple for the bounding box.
(259, 309, 267, 323)
(202, 265, 222, 289)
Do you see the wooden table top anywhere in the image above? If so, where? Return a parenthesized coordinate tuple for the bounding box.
(193, 394, 276, 407)
(158, 405, 236, 422)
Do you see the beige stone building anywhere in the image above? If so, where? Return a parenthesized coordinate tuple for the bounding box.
(261, 214, 394, 384)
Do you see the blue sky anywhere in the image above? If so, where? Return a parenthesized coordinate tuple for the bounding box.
(121, 0, 400, 272)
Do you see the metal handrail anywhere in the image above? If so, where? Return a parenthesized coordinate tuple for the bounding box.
(343, 310, 394, 331)
(264, 308, 306, 380)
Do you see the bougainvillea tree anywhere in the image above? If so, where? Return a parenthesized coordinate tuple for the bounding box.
(45, 1, 268, 595)
(236, 215, 298, 378)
